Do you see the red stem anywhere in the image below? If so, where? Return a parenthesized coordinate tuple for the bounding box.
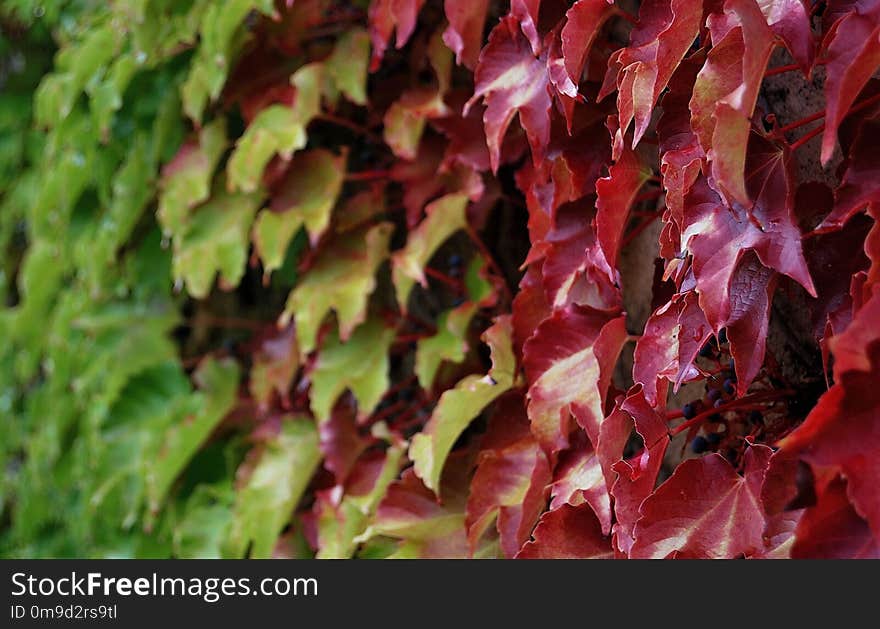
(669, 389, 793, 436)
(789, 124, 824, 151)
(424, 267, 465, 291)
(773, 109, 825, 136)
(345, 169, 392, 181)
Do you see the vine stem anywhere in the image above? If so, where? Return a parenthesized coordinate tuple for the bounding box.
(345, 168, 392, 181)
(668, 389, 794, 436)
(424, 267, 465, 291)
(314, 114, 384, 144)
(787, 92, 880, 151)
(789, 124, 824, 152)
(621, 208, 664, 249)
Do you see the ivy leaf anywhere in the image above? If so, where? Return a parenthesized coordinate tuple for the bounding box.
(147, 358, 239, 514)
(633, 290, 712, 407)
(820, 4, 880, 164)
(172, 188, 264, 299)
(596, 147, 652, 267)
(559, 0, 614, 94)
(690, 0, 776, 204)
(523, 305, 627, 453)
(757, 0, 815, 72)
(180, 0, 278, 122)
(318, 399, 370, 485)
(224, 418, 321, 559)
(315, 446, 405, 558)
(822, 111, 880, 230)
(466, 393, 551, 557)
(780, 287, 880, 539)
(325, 28, 371, 106)
(608, 390, 670, 556)
(410, 316, 516, 493)
(442, 0, 490, 69)
(392, 192, 469, 310)
(630, 445, 774, 559)
(309, 318, 396, 424)
(281, 222, 393, 356)
(249, 325, 299, 411)
(539, 201, 620, 312)
(360, 458, 471, 558)
(682, 136, 814, 334)
(603, 0, 703, 150)
(791, 475, 880, 559)
(726, 252, 777, 396)
(549, 432, 613, 535)
(415, 256, 495, 388)
(516, 503, 614, 559)
(465, 16, 552, 173)
(157, 119, 227, 240)
(254, 148, 346, 272)
(383, 30, 453, 159)
(368, 0, 426, 70)
(226, 63, 322, 193)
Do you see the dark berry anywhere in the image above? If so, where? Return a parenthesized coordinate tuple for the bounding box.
(691, 436, 709, 454)
(718, 328, 728, 344)
(707, 433, 722, 446)
(714, 398, 724, 408)
(448, 253, 463, 268)
(747, 410, 763, 425)
(722, 379, 735, 395)
(682, 403, 697, 419)
(707, 388, 722, 402)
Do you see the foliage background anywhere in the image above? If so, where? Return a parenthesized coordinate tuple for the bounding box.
(1, 0, 878, 558)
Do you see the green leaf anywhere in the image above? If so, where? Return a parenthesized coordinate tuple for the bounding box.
(223, 418, 320, 558)
(392, 192, 469, 310)
(146, 358, 240, 514)
(409, 316, 516, 493)
(415, 257, 495, 388)
(158, 119, 227, 239)
(280, 222, 393, 355)
(309, 318, 396, 423)
(325, 27, 370, 106)
(172, 187, 263, 298)
(181, 0, 277, 122)
(226, 63, 323, 193)
(252, 148, 347, 275)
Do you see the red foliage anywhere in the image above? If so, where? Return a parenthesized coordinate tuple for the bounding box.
(219, 0, 880, 558)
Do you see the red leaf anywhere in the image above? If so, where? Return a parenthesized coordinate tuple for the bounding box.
(550, 432, 612, 534)
(559, 0, 614, 93)
(758, 0, 815, 72)
(596, 147, 651, 268)
(442, 0, 489, 70)
(516, 503, 615, 558)
(512, 264, 553, 353)
(606, 0, 703, 150)
(523, 305, 626, 453)
(819, 3, 880, 164)
(791, 474, 880, 558)
(368, 0, 426, 70)
(633, 290, 712, 407)
(690, 0, 775, 204)
(466, 16, 552, 172)
(319, 398, 369, 485)
(780, 286, 880, 539)
(658, 52, 705, 233)
(630, 445, 773, 558)
(608, 390, 670, 555)
(540, 201, 620, 311)
(682, 134, 815, 332)
(466, 393, 551, 557)
(726, 252, 777, 396)
(823, 112, 880, 230)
